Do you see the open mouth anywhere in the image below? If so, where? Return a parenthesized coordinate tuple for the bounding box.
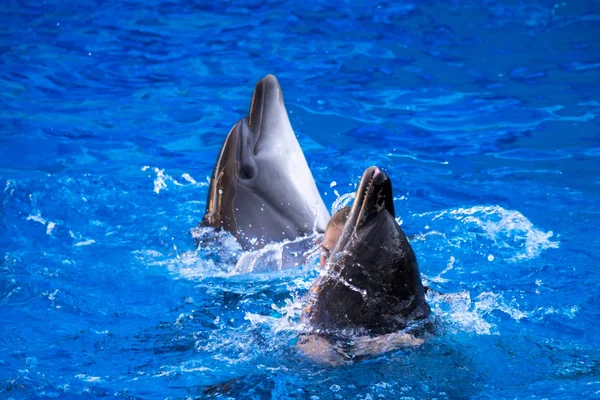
(329, 166, 394, 257)
(352, 166, 379, 215)
(350, 166, 392, 227)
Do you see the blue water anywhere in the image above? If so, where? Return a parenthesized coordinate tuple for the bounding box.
(1, 0, 599, 398)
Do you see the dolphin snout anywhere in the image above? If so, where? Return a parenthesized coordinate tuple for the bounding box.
(260, 74, 281, 89)
(249, 74, 284, 131)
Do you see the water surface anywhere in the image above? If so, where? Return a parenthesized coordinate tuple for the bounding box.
(1, 0, 599, 398)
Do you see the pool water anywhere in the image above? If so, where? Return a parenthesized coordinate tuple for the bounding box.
(1, 0, 599, 398)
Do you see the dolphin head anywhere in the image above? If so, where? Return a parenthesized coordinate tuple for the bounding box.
(303, 166, 430, 335)
(202, 75, 330, 250)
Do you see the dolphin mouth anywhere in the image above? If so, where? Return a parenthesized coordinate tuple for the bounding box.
(332, 166, 395, 254)
(352, 167, 380, 221)
(352, 166, 394, 226)
(233, 75, 286, 180)
(247, 74, 284, 155)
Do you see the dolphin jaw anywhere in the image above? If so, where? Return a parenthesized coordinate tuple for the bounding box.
(326, 166, 395, 270)
(351, 167, 393, 229)
(247, 74, 291, 155)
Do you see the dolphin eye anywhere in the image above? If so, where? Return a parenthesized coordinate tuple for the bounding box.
(239, 164, 256, 180)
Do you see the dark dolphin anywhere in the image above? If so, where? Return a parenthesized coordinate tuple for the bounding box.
(201, 75, 330, 251)
(303, 166, 430, 335)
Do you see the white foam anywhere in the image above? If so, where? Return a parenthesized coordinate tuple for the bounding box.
(195, 328, 255, 365)
(245, 293, 306, 334)
(75, 374, 101, 383)
(386, 151, 449, 165)
(231, 235, 318, 275)
(181, 173, 196, 184)
(27, 213, 47, 225)
(74, 239, 96, 247)
(428, 290, 495, 335)
(425, 256, 455, 284)
(428, 289, 580, 335)
(148, 167, 209, 194)
(140, 229, 243, 281)
(418, 205, 559, 262)
(153, 168, 167, 194)
(27, 212, 57, 235)
(46, 221, 56, 235)
(331, 192, 355, 213)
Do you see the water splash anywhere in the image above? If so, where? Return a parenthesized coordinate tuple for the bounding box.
(418, 205, 559, 262)
(143, 166, 208, 194)
(427, 288, 579, 336)
(26, 212, 57, 235)
(331, 192, 355, 213)
(232, 235, 320, 275)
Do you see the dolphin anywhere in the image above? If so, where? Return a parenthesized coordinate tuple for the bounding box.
(302, 166, 430, 336)
(201, 74, 330, 251)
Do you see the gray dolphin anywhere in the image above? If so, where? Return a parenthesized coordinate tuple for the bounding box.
(303, 166, 430, 335)
(201, 74, 330, 251)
